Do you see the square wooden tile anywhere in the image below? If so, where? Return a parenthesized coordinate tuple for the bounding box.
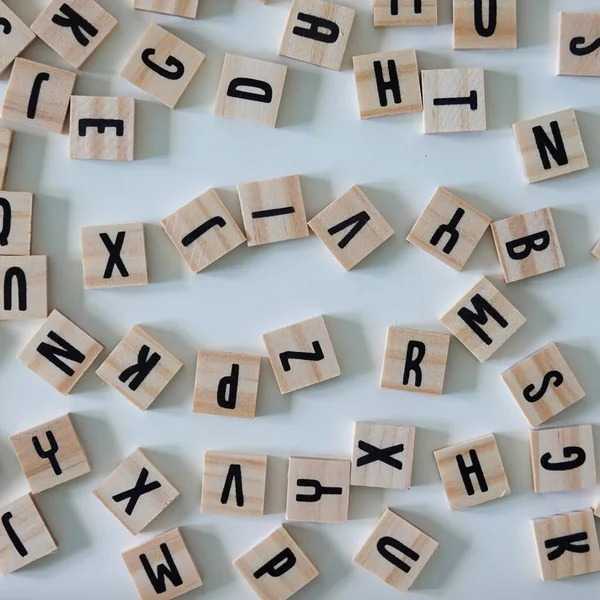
(0, 191, 32, 255)
(0, 255, 47, 320)
(193, 351, 261, 419)
(96, 326, 183, 411)
(512, 109, 588, 183)
(453, 0, 517, 49)
(286, 456, 350, 523)
(263, 315, 340, 394)
(558, 12, 600, 77)
(234, 525, 318, 600)
(0, 127, 13, 189)
(530, 425, 596, 494)
(122, 528, 202, 600)
(18, 309, 103, 395)
(374, 0, 437, 27)
(133, 0, 199, 19)
(121, 24, 205, 110)
(10, 413, 90, 494)
(407, 187, 491, 271)
(94, 448, 179, 535)
(161, 189, 246, 273)
(501, 342, 585, 427)
(70, 96, 135, 161)
(31, 0, 117, 69)
(440, 277, 526, 362)
(279, 0, 355, 71)
(214, 54, 287, 128)
(0, 2, 36, 75)
(0, 493, 58, 575)
(355, 508, 438, 593)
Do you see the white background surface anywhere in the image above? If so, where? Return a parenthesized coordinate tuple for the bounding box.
(1, 0, 600, 598)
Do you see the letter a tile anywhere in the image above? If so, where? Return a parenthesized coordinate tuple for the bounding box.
(558, 12, 600, 77)
(0, 2, 36, 75)
(133, 0, 199, 19)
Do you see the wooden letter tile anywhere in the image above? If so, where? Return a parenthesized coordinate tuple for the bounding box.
(0, 2, 36, 75)
(0, 127, 13, 189)
(440, 277, 526, 362)
(434, 433, 510, 510)
(558, 12, 600, 77)
(354, 508, 438, 592)
(374, 0, 437, 27)
(453, 0, 517, 49)
(133, 0, 199, 19)
(0, 191, 32, 254)
(0, 255, 47, 320)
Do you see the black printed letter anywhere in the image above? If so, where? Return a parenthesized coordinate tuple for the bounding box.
(27, 73, 50, 120)
(100, 231, 129, 279)
(4, 266, 27, 311)
(279, 341, 324, 372)
(227, 78, 273, 104)
(140, 543, 183, 594)
(118, 345, 161, 391)
(293, 13, 339, 44)
(296, 479, 342, 502)
(545, 532, 589, 561)
(374, 60, 401, 107)
(430, 208, 465, 254)
(541, 447, 586, 472)
(532, 121, 568, 171)
(221, 464, 244, 507)
(456, 449, 488, 496)
(181, 217, 226, 247)
(474, 0, 497, 38)
(253, 548, 297, 579)
(457, 294, 508, 346)
(141, 48, 184, 80)
(377, 536, 420, 573)
(2, 512, 27, 557)
(506, 231, 550, 261)
(32, 430, 62, 476)
(0, 197, 12, 247)
(51, 4, 98, 47)
(523, 370, 564, 403)
(403, 340, 425, 388)
(79, 119, 124, 137)
(37, 331, 85, 377)
(217, 364, 240, 410)
(112, 468, 162, 516)
(327, 211, 370, 249)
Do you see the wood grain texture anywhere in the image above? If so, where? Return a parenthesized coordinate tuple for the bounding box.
(0, 255, 47, 320)
(133, 0, 199, 19)
(374, 0, 437, 27)
(0, 191, 32, 254)
(558, 12, 600, 77)
(453, 0, 517, 49)
(0, 1, 36, 75)
(0, 127, 12, 189)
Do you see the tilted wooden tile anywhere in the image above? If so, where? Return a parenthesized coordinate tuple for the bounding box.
(96, 326, 183, 411)
(193, 351, 261, 419)
(263, 316, 340, 394)
(161, 189, 246, 273)
(279, 0, 355, 71)
(355, 508, 438, 593)
(18, 309, 103, 395)
(558, 12, 600, 77)
(214, 54, 287, 128)
(513, 109, 588, 183)
(234, 525, 318, 600)
(0, 255, 47, 320)
(592, 239, 600, 259)
(407, 187, 491, 271)
(434, 433, 510, 510)
(453, 0, 517, 49)
(440, 277, 525, 362)
(10, 413, 90, 494)
(0, 2, 36, 75)
(122, 24, 205, 110)
(501, 342, 585, 427)
(422, 67, 486, 133)
(133, 0, 199, 19)
(0, 493, 58, 575)
(122, 528, 202, 600)
(31, 0, 117, 69)
(0, 128, 13, 189)
(0, 191, 32, 255)
(530, 425, 596, 494)
(286, 456, 350, 523)
(374, 0, 437, 27)
(94, 448, 179, 535)
(533, 509, 600, 581)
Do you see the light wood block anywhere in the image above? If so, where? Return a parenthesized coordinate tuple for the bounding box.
(0, 2, 36, 75)
(279, 0, 355, 71)
(440, 277, 525, 362)
(501, 342, 585, 427)
(592, 239, 600, 260)
(263, 315, 340, 394)
(193, 351, 261, 419)
(18, 309, 103, 395)
(354, 508, 438, 593)
(406, 187, 491, 271)
(286, 456, 350, 523)
(453, 0, 517, 49)
(533, 509, 600, 581)
(558, 12, 600, 77)
(491, 208, 565, 283)
(10, 413, 90, 494)
(133, 0, 199, 19)
(0, 191, 32, 255)
(374, 0, 437, 27)
(422, 67, 486, 133)
(0, 493, 57, 575)
(238, 175, 308, 247)
(70, 96, 135, 161)
(96, 326, 183, 411)
(201, 452, 267, 517)
(0, 255, 47, 320)
(31, 0, 117, 69)
(530, 425, 596, 494)
(214, 54, 287, 128)
(0, 128, 12, 189)
(434, 433, 510, 510)
(121, 24, 205, 110)
(94, 448, 179, 535)
(122, 528, 202, 600)
(513, 109, 588, 184)
(81, 222, 147, 289)
(234, 525, 318, 600)
(161, 189, 245, 273)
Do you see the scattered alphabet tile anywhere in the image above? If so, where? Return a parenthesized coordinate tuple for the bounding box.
(501, 342, 585, 427)
(122, 527, 202, 600)
(434, 433, 510, 510)
(96, 326, 183, 411)
(18, 309, 103, 395)
(440, 277, 526, 362)
(0, 255, 47, 320)
(286, 456, 350, 523)
(453, 0, 517, 50)
(0, 191, 33, 255)
(512, 109, 588, 183)
(214, 54, 287, 128)
(193, 351, 261, 419)
(592, 239, 600, 260)
(532, 509, 600, 581)
(94, 448, 179, 535)
(121, 24, 205, 110)
(558, 12, 600, 77)
(133, 0, 199, 19)
(0, 2, 36, 75)
(234, 525, 318, 600)
(263, 316, 340, 394)
(0, 127, 12, 189)
(374, 0, 437, 27)
(279, 0, 355, 71)
(406, 187, 491, 271)
(10, 413, 90, 494)
(354, 508, 438, 593)
(161, 189, 246, 273)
